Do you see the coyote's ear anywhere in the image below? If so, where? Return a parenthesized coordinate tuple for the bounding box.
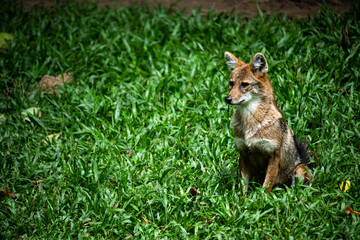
(250, 53, 268, 76)
(224, 51, 244, 71)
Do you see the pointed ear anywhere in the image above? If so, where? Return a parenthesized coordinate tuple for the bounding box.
(250, 53, 268, 76)
(224, 51, 244, 71)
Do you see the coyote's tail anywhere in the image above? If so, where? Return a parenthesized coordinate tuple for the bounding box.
(294, 136, 311, 166)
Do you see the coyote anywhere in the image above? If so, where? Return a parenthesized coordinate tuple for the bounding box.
(224, 51, 311, 195)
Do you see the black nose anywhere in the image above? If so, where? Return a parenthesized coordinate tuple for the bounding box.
(225, 96, 232, 104)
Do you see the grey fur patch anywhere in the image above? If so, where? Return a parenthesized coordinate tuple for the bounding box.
(234, 137, 246, 151)
(248, 139, 276, 153)
(251, 53, 268, 74)
(224, 52, 238, 71)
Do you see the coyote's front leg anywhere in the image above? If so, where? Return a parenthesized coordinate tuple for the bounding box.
(263, 153, 280, 195)
(239, 157, 251, 195)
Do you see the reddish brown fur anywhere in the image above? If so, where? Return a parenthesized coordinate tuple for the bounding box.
(295, 164, 312, 184)
(224, 51, 312, 195)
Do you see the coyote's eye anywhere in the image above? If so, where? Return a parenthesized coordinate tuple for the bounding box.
(240, 82, 250, 88)
(229, 81, 234, 87)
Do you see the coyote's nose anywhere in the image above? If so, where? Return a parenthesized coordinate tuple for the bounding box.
(225, 96, 232, 104)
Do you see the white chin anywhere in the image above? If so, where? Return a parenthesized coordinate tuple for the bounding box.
(236, 96, 261, 115)
(232, 99, 246, 105)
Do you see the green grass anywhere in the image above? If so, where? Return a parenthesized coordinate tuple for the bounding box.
(1, 1, 359, 238)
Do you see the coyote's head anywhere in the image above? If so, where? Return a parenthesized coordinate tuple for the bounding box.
(224, 52, 272, 107)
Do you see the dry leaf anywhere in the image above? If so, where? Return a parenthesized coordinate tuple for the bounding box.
(22, 107, 41, 121)
(141, 216, 149, 224)
(2, 89, 13, 98)
(341, 27, 350, 50)
(0, 32, 14, 48)
(42, 132, 62, 144)
(33, 73, 74, 95)
(19, 234, 27, 240)
(34, 179, 44, 191)
(190, 186, 200, 196)
(338, 180, 351, 196)
(83, 217, 93, 227)
(0, 189, 16, 199)
(0, 114, 5, 124)
(345, 206, 360, 216)
(126, 149, 134, 158)
(340, 180, 351, 192)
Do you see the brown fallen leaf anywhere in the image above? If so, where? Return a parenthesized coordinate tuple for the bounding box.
(126, 149, 134, 158)
(2, 89, 13, 98)
(345, 206, 360, 216)
(141, 216, 149, 224)
(33, 73, 74, 95)
(341, 26, 350, 50)
(190, 186, 200, 196)
(34, 179, 44, 191)
(0, 114, 5, 124)
(0, 189, 16, 199)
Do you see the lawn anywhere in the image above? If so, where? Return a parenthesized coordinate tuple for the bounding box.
(1, 1, 359, 239)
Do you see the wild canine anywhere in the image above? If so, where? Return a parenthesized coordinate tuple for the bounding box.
(224, 51, 312, 195)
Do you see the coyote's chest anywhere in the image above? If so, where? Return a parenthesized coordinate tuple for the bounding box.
(232, 115, 278, 155)
(231, 101, 281, 155)
(234, 137, 276, 154)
